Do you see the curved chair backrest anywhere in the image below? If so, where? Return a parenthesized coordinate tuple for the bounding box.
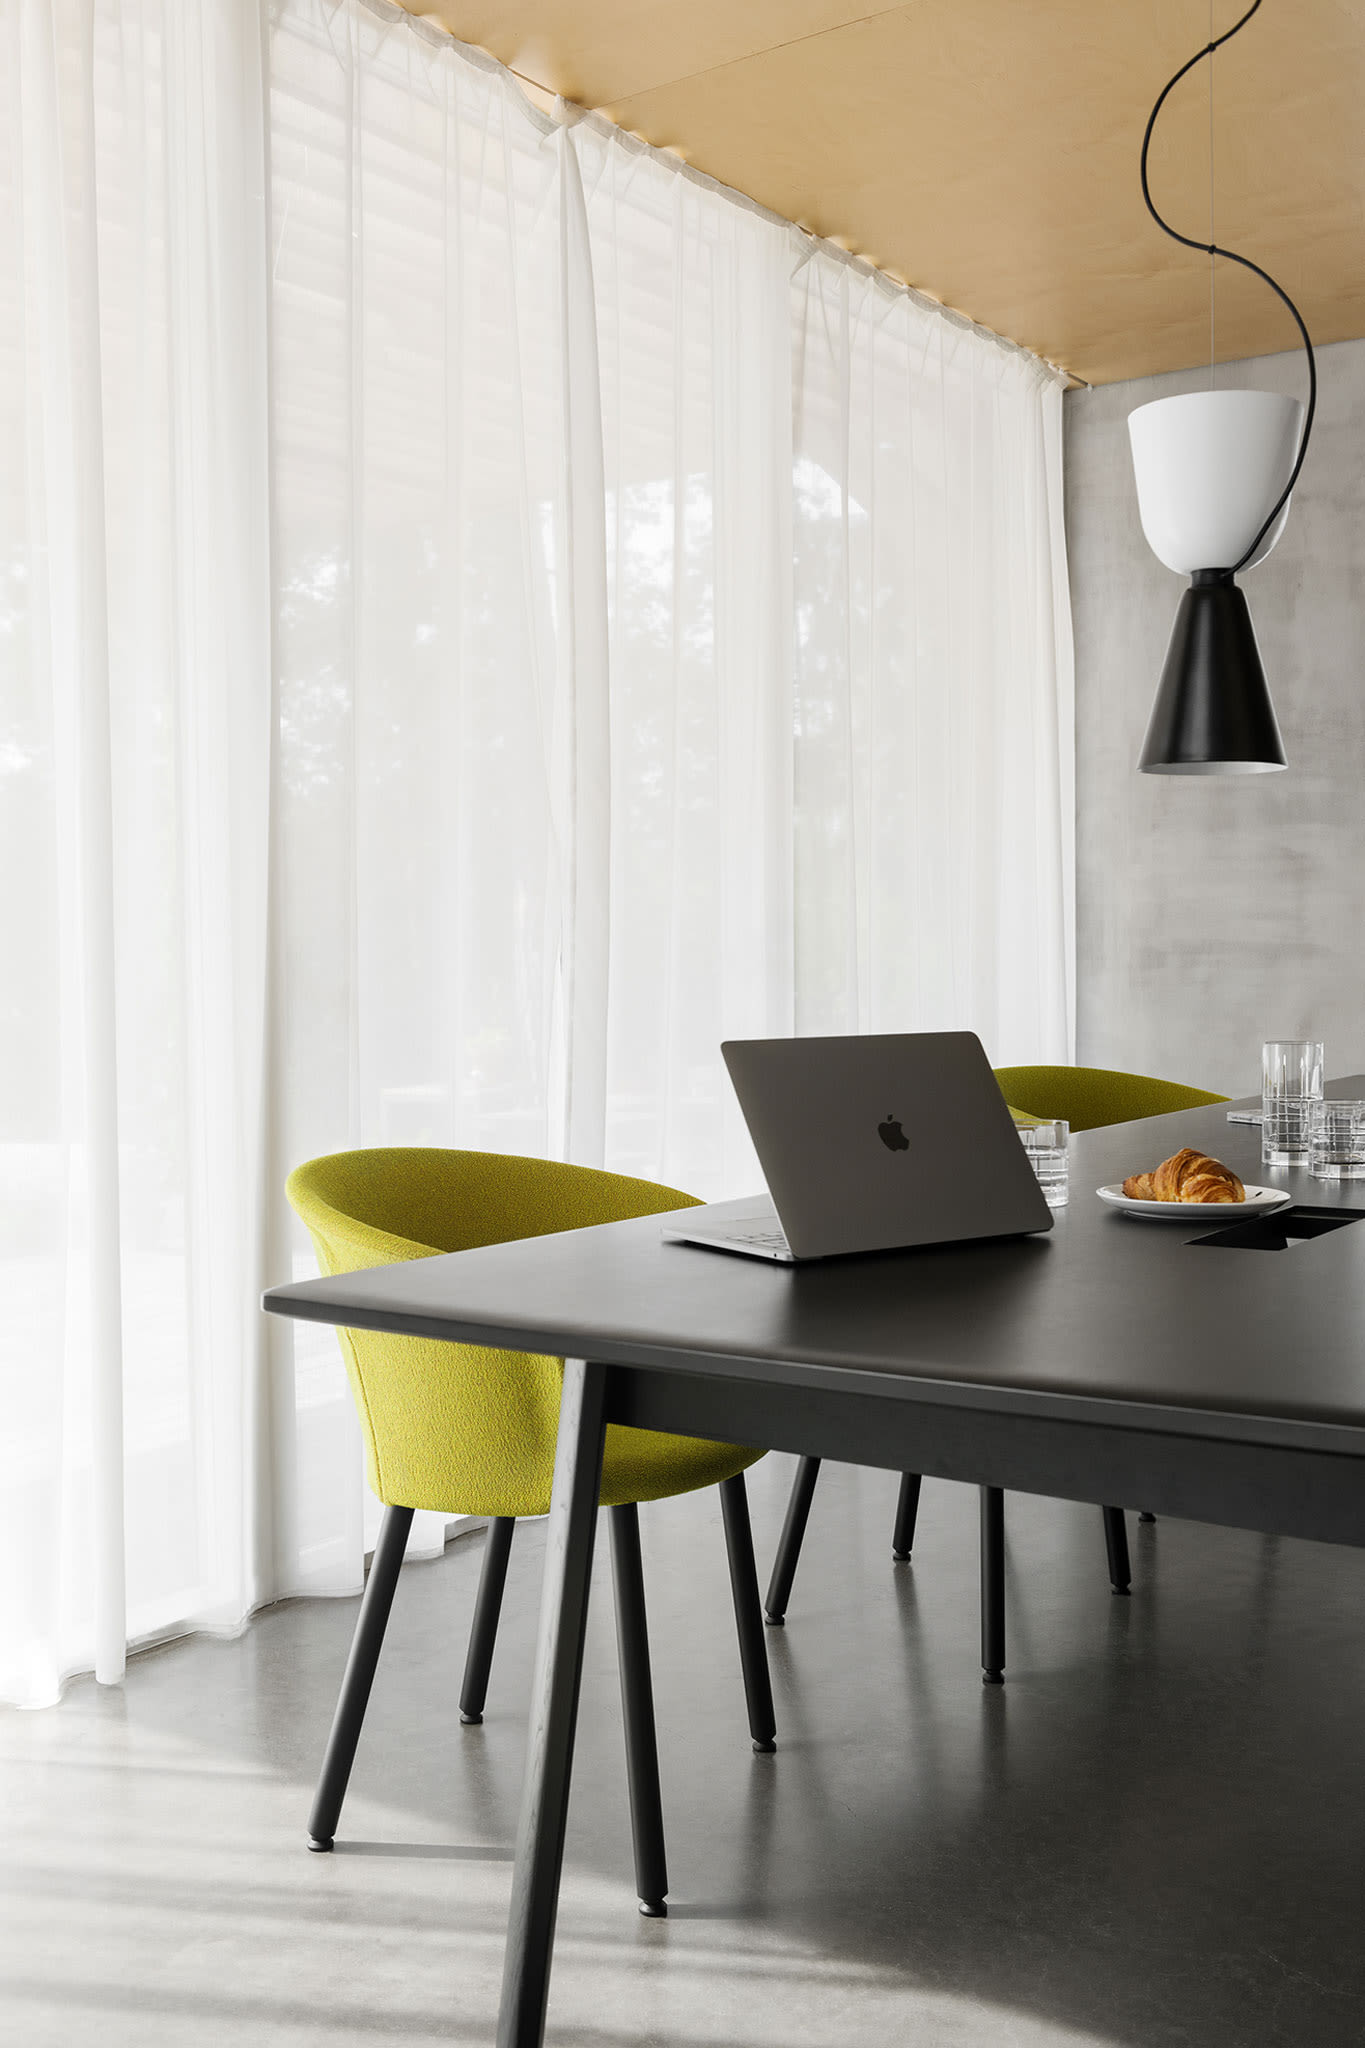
(287, 1149, 700, 1519)
(993, 1065, 1227, 1134)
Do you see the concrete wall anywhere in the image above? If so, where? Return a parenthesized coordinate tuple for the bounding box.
(1065, 337, 1365, 1099)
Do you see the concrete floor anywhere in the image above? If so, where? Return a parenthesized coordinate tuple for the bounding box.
(5, 1455, 1365, 2047)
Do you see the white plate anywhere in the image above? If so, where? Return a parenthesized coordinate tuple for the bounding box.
(1096, 1182, 1291, 1222)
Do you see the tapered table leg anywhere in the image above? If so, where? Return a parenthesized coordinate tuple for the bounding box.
(496, 1358, 608, 2048)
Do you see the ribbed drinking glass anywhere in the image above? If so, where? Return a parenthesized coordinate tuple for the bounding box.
(1015, 1118, 1069, 1208)
(1307, 1101, 1365, 1182)
(1261, 1040, 1324, 1167)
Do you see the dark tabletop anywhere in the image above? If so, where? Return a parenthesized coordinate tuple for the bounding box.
(264, 1086, 1365, 1459)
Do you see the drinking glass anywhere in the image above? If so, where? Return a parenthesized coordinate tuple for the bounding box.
(1015, 1118, 1068, 1208)
(1261, 1039, 1324, 1166)
(1307, 1101, 1365, 1182)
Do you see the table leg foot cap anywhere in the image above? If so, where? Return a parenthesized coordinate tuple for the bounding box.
(459, 1711, 483, 1725)
(307, 1836, 334, 1853)
(752, 1738, 777, 1753)
(982, 1672, 1004, 1687)
(1138, 1512, 1157, 1523)
(638, 1898, 667, 1918)
(1110, 1585, 1131, 1597)
(763, 1613, 784, 1627)
(891, 1549, 911, 1562)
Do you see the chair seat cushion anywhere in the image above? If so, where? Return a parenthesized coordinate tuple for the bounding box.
(331, 1319, 761, 1516)
(601, 1425, 762, 1510)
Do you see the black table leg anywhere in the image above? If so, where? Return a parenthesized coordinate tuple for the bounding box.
(496, 1358, 608, 2048)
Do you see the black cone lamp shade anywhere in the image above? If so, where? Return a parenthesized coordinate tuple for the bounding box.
(1139, 571, 1286, 774)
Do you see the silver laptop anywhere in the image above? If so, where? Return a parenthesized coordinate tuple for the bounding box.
(662, 1031, 1053, 1262)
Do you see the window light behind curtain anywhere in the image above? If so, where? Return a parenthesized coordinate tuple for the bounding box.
(0, 0, 1073, 1707)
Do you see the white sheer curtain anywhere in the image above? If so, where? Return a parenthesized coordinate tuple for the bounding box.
(575, 121, 797, 1196)
(3, 0, 274, 1705)
(0, 0, 1072, 1708)
(266, 8, 598, 1588)
(789, 250, 1074, 1052)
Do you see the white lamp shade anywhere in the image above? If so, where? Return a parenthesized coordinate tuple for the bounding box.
(1128, 388, 1304, 575)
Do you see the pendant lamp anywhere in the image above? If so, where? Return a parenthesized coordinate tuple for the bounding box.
(1130, 0, 1315, 775)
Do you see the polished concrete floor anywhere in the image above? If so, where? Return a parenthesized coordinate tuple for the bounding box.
(5, 1456, 1365, 2047)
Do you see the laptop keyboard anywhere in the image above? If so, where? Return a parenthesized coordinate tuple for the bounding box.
(736, 1227, 792, 1255)
(661, 1204, 794, 1258)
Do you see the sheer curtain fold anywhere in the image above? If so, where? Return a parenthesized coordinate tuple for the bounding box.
(552, 120, 612, 1170)
(1, 0, 1073, 1707)
(13, 0, 128, 1691)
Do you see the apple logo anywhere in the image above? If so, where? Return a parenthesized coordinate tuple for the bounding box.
(878, 1113, 910, 1153)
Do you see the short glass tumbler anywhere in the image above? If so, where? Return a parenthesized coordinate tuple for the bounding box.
(1262, 1039, 1324, 1166)
(1307, 1101, 1365, 1182)
(1016, 1119, 1068, 1208)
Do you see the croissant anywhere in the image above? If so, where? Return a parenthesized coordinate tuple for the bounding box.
(1122, 1148, 1245, 1204)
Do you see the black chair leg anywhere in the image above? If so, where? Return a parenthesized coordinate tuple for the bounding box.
(892, 1473, 922, 1561)
(980, 1485, 1005, 1685)
(308, 1502, 413, 1850)
(1102, 1505, 1132, 1594)
(609, 1504, 668, 1917)
(720, 1473, 777, 1751)
(764, 1455, 821, 1624)
(459, 1516, 516, 1724)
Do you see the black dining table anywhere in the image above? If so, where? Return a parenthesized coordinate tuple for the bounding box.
(263, 1084, 1365, 2047)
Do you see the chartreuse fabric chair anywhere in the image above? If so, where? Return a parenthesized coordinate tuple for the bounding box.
(994, 1065, 1227, 1134)
(764, 1066, 1230, 1681)
(288, 1147, 774, 1917)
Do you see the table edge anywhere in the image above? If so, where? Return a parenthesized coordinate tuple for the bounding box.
(261, 1282, 1365, 1463)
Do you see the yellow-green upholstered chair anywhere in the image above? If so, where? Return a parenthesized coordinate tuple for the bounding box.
(993, 1065, 1226, 1134)
(764, 1065, 1230, 1680)
(288, 1147, 772, 1916)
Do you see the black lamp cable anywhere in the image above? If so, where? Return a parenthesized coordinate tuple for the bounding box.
(1139, 0, 1315, 575)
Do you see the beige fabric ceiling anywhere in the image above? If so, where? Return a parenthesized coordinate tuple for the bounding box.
(399, 0, 1364, 386)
